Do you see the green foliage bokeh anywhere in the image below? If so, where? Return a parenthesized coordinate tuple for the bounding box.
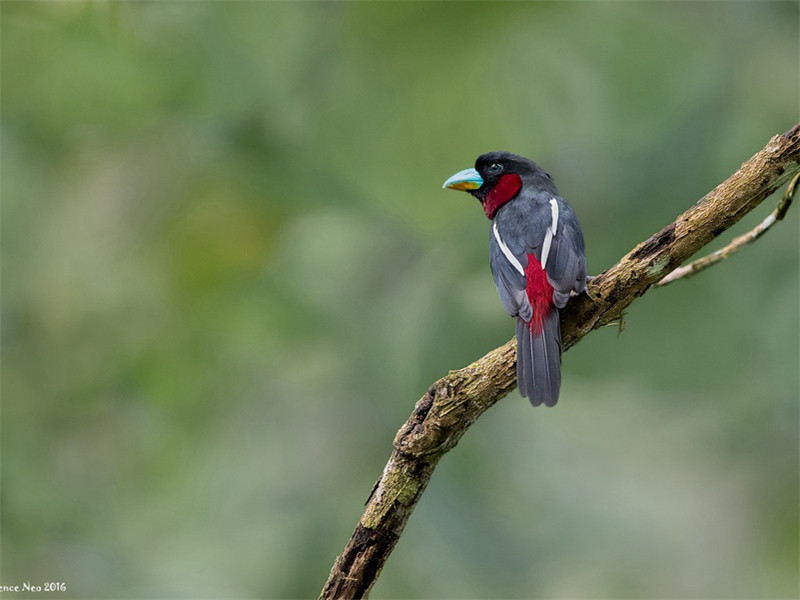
(2, 2, 798, 598)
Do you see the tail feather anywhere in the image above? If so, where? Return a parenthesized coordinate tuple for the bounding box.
(515, 318, 530, 399)
(516, 310, 562, 407)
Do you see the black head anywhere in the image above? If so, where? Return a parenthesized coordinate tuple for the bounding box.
(443, 151, 557, 219)
(472, 151, 552, 199)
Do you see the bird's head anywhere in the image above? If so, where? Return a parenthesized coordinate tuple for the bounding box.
(443, 151, 555, 219)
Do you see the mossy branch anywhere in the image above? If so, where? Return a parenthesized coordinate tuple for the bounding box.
(320, 124, 800, 600)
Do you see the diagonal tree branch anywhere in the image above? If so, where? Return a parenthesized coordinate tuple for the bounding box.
(320, 123, 800, 600)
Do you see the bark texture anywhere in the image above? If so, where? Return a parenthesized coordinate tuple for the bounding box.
(320, 124, 800, 600)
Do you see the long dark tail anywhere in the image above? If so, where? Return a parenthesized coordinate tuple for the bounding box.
(515, 310, 562, 407)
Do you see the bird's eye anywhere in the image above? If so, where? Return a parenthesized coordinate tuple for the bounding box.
(488, 163, 504, 174)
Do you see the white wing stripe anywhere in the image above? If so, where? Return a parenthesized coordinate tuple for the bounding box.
(540, 198, 559, 269)
(493, 222, 525, 276)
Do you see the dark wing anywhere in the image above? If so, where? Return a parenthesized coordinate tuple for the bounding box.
(542, 198, 587, 308)
(489, 225, 533, 322)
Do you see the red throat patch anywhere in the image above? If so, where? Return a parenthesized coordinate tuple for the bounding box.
(525, 253, 554, 335)
(482, 174, 522, 219)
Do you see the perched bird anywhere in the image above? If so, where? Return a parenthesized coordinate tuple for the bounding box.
(443, 152, 587, 407)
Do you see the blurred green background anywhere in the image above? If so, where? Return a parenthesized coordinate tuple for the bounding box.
(2, 2, 798, 598)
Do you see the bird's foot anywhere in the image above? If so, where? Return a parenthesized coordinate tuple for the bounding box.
(583, 274, 599, 301)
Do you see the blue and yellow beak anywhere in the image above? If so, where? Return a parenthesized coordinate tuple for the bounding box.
(443, 167, 483, 191)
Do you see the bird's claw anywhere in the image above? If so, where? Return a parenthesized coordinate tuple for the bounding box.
(583, 275, 599, 301)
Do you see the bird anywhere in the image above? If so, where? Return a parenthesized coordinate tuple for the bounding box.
(443, 151, 587, 407)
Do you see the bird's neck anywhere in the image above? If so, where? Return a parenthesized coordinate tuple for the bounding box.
(482, 174, 522, 219)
